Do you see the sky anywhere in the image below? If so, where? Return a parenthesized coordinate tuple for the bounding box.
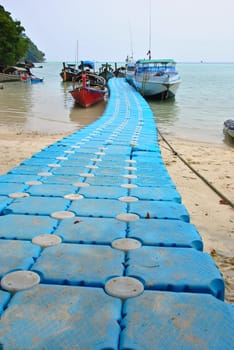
(1, 0, 234, 63)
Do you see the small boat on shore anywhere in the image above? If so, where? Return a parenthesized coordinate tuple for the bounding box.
(70, 72, 107, 107)
(98, 63, 115, 81)
(127, 59, 181, 100)
(223, 119, 234, 138)
(70, 61, 107, 107)
(0, 66, 29, 82)
(21, 74, 43, 83)
(60, 62, 80, 82)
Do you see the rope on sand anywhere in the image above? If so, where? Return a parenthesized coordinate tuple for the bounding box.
(158, 128, 234, 209)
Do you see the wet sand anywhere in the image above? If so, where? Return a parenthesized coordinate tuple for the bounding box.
(0, 127, 233, 303)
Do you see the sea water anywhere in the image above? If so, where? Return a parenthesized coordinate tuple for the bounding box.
(0, 61, 234, 144)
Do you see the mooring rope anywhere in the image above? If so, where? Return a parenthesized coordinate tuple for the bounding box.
(158, 128, 234, 209)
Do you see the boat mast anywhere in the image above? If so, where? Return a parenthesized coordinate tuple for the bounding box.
(128, 22, 134, 61)
(148, 0, 152, 59)
(75, 40, 79, 68)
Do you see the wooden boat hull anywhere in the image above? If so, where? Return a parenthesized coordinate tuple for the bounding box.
(60, 71, 78, 82)
(70, 87, 106, 108)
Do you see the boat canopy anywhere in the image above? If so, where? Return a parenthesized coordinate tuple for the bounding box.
(3, 66, 28, 73)
(79, 61, 95, 69)
(136, 59, 176, 65)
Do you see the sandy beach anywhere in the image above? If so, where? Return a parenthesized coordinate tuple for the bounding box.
(0, 127, 233, 303)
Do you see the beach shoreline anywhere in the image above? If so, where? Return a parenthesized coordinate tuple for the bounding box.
(0, 128, 233, 303)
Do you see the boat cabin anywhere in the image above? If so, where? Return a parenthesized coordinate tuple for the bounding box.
(135, 59, 177, 74)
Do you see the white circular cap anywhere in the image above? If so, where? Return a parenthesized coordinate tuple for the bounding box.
(121, 184, 138, 189)
(85, 165, 98, 169)
(37, 172, 52, 177)
(116, 213, 140, 222)
(125, 159, 136, 164)
(112, 238, 142, 251)
(79, 173, 94, 178)
(56, 156, 68, 160)
(32, 234, 62, 248)
(124, 166, 137, 171)
(105, 277, 144, 299)
(25, 181, 42, 186)
(122, 174, 137, 179)
(48, 164, 61, 168)
(1, 271, 40, 292)
(51, 211, 75, 219)
(8, 192, 30, 199)
(91, 158, 102, 162)
(73, 182, 90, 188)
(118, 196, 138, 202)
(95, 152, 105, 156)
(64, 194, 84, 200)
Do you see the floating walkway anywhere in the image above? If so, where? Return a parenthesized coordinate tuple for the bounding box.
(0, 78, 233, 349)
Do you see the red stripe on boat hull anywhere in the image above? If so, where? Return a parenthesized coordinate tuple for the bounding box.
(70, 87, 106, 108)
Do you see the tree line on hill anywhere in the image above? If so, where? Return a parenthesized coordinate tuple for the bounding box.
(0, 5, 45, 69)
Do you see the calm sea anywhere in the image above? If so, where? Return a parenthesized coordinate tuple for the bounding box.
(0, 61, 234, 144)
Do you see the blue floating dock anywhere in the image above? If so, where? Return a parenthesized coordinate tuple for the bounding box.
(0, 78, 233, 349)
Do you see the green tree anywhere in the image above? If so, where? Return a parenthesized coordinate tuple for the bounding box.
(0, 5, 29, 67)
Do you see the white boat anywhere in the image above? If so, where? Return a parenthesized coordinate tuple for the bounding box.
(125, 61, 136, 85)
(128, 59, 181, 100)
(223, 119, 234, 138)
(0, 66, 29, 82)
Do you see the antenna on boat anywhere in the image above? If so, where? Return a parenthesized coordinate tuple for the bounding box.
(75, 40, 79, 68)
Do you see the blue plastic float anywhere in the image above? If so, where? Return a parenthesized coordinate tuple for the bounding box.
(0, 78, 233, 349)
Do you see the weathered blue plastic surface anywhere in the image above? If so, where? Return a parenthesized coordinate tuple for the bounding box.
(0, 78, 232, 349)
(79, 185, 128, 199)
(0, 183, 28, 196)
(132, 175, 176, 187)
(0, 214, 56, 239)
(22, 158, 59, 166)
(70, 198, 127, 217)
(27, 183, 76, 197)
(4, 196, 70, 215)
(9, 165, 50, 174)
(0, 196, 12, 212)
(0, 174, 40, 183)
(54, 217, 126, 243)
(130, 186, 181, 202)
(128, 219, 203, 250)
(129, 200, 190, 221)
(126, 246, 224, 299)
(51, 166, 86, 175)
(120, 291, 234, 350)
(0, 285, 121, 350)
(86, 175, 127, 186)
(32, 244, 124, 286)
(0, 240, 41, 277)
(41, 175, 83, 184)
